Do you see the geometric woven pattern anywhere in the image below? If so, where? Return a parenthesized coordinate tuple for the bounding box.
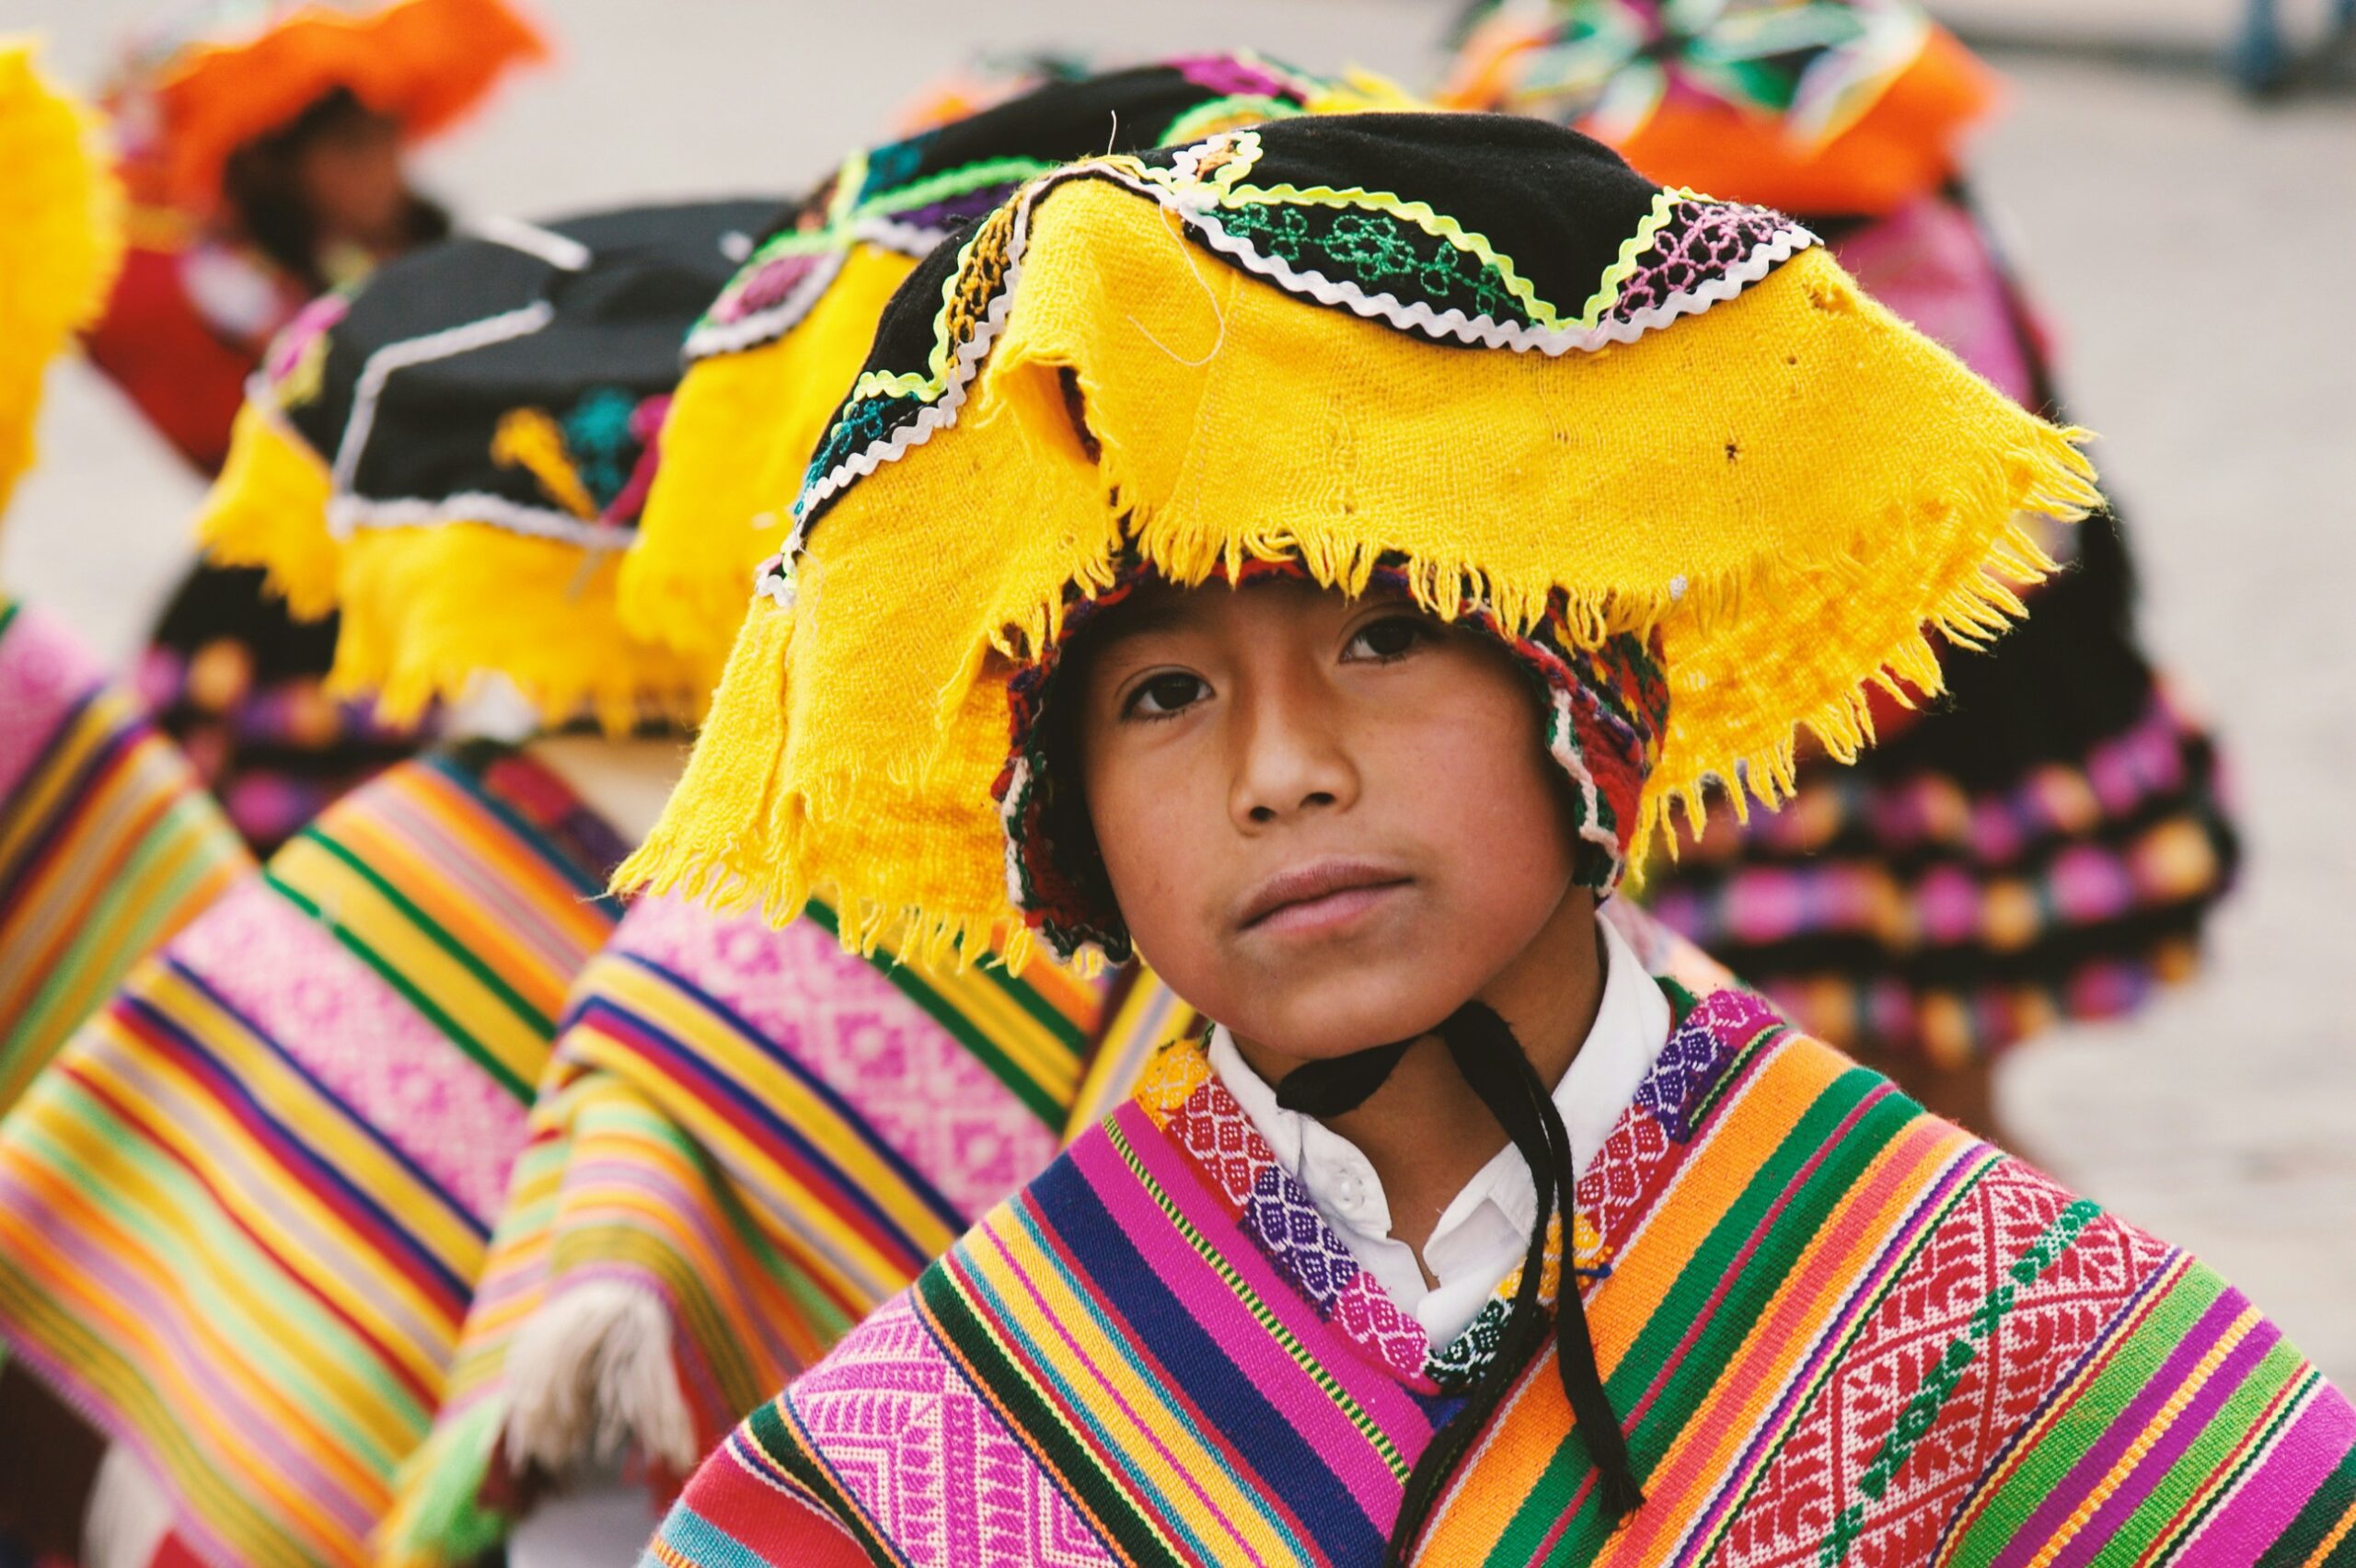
(641, 978, 2356, 1567)
(387, 891, 1107, 1566)
(783, 1296, 1114, 1567)
(0, 745, 624, 1568)
(1706, 1173, 2175, 1567)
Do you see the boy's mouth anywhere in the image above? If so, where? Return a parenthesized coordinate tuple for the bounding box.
(1234, 859, 1414, 937)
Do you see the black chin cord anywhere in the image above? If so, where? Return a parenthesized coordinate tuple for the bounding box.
(1276, 1002, 1645, 1560)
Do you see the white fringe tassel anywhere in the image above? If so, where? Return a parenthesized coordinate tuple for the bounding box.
(502, 1282, 699, 1480)
(83, 1443, 177, 1568)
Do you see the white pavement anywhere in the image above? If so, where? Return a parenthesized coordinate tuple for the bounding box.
(6, 2, 2352, 1378)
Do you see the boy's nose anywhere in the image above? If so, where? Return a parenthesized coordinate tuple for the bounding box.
(1228, 677, 1359, 829)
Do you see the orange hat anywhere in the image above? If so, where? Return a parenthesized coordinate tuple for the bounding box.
(1441, 0, 1996, 215)
(112, 0, 548, 213)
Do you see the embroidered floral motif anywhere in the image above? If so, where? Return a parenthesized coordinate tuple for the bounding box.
(1211, 199, 1532, 326)
(560, 386, 642, 509)
(1606, 199, 1806, 327)
(727, 250, 826, 320)
(490, 386, 668, 525)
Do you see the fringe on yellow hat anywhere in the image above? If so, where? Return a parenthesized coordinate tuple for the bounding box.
(191, 400, 341, 617)
(191, 200, 773, 731)
(621, 114, 2096, 965)
(331, 523, 714, 732)
(194, 402, 716, 728)
(0, 40, 123, 518)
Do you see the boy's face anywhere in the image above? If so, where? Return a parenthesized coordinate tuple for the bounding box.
(1072, 576, 1583, 1063)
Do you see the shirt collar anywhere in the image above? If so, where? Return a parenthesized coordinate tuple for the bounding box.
(1207, 911, 1672, 1340)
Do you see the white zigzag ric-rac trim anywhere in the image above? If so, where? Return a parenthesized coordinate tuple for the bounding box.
(999, 753, 1034, 911)
(786, 158, 1818, 526)
(682, 246, 853, 363)
(330, 490, 636, 550)
(1549, 681, 1627, 878)
(753, 550, 795, 608)
(787, 183, 1043, 535)
(853, 213, 957, 258)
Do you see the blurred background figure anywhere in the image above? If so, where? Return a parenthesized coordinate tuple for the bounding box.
(0, 196, 756, 1568)
(82, 0, 548, 854)
(1443, 0, 2241, 1146)
(87, 0, 545, 471)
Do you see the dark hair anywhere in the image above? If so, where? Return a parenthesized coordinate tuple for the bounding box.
(220, 86, 450, 290)
(1026, 617, 1125, 938)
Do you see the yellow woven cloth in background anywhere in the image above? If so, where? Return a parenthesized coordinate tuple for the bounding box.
(0, 39, 121, 518)
(619, 246, 915, 663)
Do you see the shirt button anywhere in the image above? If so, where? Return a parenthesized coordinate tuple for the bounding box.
(1334, 1175, 1365, 1213)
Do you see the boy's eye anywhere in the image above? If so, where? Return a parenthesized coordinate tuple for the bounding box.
(1345, 614, 1432, 663)
(1125, 671, 1209, 719)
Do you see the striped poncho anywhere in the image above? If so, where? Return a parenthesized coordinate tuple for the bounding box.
(383, 892, 1124, 1565)
(647, 983, 2356, 1567)
(0, 743, 626, 1568)
(390, 903, 1714, 1564)
(0, 598, 250, 1106)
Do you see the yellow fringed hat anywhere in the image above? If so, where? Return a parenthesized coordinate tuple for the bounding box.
(621, 52, 1392, 668)
(196, 199, 777, 730)
(0, 40, 123, 519)
(620, 110, 2096, 970)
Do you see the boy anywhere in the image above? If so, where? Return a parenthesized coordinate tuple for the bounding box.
(627, 113, 2354, 1563)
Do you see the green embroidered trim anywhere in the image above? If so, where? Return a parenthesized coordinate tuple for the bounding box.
(863, 156, 1059, 220)
(1161, 94, 1305, 147)
(1210, 197, 1533, 326)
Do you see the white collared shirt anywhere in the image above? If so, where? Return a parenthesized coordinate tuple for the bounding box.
(1207, 914, 1672, 1346)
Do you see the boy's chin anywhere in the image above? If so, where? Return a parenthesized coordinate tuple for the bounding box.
(1220, 972, 1473, 1067)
